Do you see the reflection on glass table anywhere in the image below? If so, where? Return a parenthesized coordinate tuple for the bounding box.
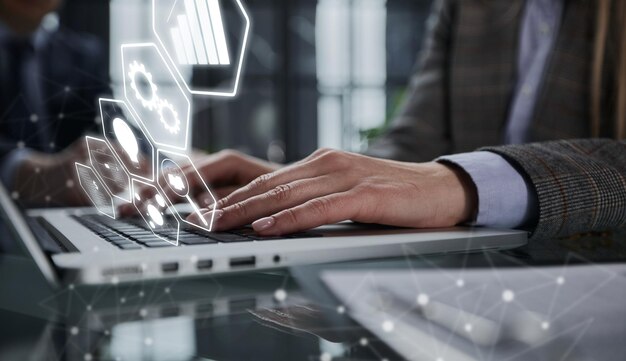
(0, 270, 401, 361)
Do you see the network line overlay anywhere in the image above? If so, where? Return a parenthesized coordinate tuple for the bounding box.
(75, 0, 251, 246)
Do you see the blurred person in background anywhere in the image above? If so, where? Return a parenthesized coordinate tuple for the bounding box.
(0, 0, 110, 206)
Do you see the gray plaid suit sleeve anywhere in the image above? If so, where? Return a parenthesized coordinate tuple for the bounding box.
(364, 0, 454, 162)
(481, 139, 626, 241)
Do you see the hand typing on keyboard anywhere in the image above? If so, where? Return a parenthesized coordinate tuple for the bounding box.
(186, 149, 477, 236)
(119, 149, 476, 237)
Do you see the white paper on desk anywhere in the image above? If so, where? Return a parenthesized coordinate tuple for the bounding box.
(321, 264, 626, 361)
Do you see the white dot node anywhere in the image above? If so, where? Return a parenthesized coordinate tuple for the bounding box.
(139, 291, 145, 298)
(84, 353, 92, 361)
(17, 141, 25, 149)
(111, 276, 119, 285)
(65, 86, 71, 92)
(464, 323, 473, 333)
(68, 283, 75, 290)
(274, 289, 287, 302)
(456, 279, 465, 287)
(45, 195, 51, 202)
(86, 305, 92, 311)
(382, 320, 394, 333)
(502, 289, 515, 303)
(140, 309, 148, 317)
(556, 276, 565, 285)
(70, 326, 79, 335)
(104, 330, 110, 336)
(164, 287, 170, 294)
(417, 293, 430, 306)
(59, 113, 65, 119)
(49, 142, 55, 149)
(11, 192, 19, 200)
(120, 297, 126, 304)
(34, 168, 41, 174)
(144, 337, 153, 346)
(337, 305, 346, 314)
(30, 114, 38, 123)
(320, 353, 332, 361)
(66, 180, 75, 188)
(541, 321, 550, 330)
(359, 337, 368, 346)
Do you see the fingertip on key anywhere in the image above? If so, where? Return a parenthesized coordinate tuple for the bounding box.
(252, 216, 275, 232)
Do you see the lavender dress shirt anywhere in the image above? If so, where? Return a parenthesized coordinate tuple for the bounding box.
(439, 0, 564, 228)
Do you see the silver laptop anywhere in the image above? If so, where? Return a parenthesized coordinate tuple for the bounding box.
(1, 182, 527, 286)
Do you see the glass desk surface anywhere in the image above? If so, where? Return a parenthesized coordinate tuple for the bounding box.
(1, 229, 625, 361)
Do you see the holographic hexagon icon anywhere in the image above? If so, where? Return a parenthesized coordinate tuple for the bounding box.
(153, 0, 251, 97)
(100, 98, 155, 182)
(157, 149, 218, 232)
(76, 163, 116, 219)
(121, 43, 192, 152)
(86, 136, 132, 203)
(132, 179, 181, 246)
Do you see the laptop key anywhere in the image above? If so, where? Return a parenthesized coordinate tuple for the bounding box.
(288, 232, 324, 239)
(179, 238, 218, 245)
(206, 233, 252, 243)
(247, 235, 284, 241)
(118, 243, 143, 250)
(144, 242, 175, 248)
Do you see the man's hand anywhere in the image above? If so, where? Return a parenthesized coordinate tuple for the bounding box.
(118, 150, 280, 217)
(188, 149, 478, 235)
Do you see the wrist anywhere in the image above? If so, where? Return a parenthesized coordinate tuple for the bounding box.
(434, 162, 478, 224)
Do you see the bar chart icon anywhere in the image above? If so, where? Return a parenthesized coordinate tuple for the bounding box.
(170, 0, 231, 66)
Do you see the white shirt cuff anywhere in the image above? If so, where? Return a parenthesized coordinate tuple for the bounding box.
(437, 151, 537, 229)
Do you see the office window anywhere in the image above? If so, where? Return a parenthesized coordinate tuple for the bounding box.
(110, 0, 432, 162)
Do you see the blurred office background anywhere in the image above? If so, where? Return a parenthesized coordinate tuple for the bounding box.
(59, 0, 433, 163)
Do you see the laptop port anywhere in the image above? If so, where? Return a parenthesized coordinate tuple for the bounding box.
(229, 256, 256, 269)
(161, 262, 179, 274)
(196, 259, 213, 271)
(273, 255, 281, 264)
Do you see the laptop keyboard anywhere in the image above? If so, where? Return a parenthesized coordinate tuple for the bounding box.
(73, 215, 322, 250)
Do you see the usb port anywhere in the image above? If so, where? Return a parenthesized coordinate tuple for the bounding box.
(196, 259, 213, 270)
(229, 256, 256, 269)
(161, 262, 179, 273)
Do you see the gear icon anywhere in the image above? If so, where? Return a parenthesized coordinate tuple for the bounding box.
(157, 99, 181, 135)
(128, 61, 159, 111)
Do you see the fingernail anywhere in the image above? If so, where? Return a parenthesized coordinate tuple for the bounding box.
(211, 209, 224, 220)
(252, 217, 275, 232)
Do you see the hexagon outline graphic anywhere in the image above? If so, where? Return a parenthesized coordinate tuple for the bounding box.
(85, 136, 132, 203)
(132, 178, 181, 246)
(152, 0, 251, 98)
(75, 163, 116, 219)
(156, 149, 218, 232)
(99, 98, 156, 182)
(120, 43, 192, 151)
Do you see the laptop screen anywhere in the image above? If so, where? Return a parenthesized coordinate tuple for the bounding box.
(0, 183, 58, 284)
(0, 192, 25, 255)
